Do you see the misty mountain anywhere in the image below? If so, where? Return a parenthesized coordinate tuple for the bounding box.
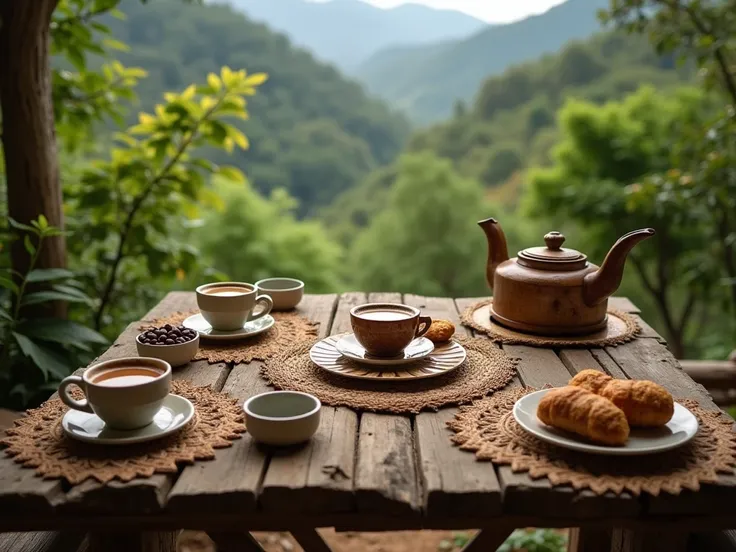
(225, 0, 487, 71)
(357, 0, 611, 122)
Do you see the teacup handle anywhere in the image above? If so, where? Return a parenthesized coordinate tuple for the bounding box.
(415, 316, 432, 337)
(59, 375, 94, 414)
(249, 294, 274, 321)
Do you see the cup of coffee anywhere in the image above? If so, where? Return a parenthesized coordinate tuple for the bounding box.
(350, 303, 432, 357)
(196, 282, 274, 331)
(58, 357, 171, 430)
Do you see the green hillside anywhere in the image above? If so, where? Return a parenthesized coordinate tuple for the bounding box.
(357, 0, 610, 123)
(103, 0, 410, 215)
(325, 31, 691, 240)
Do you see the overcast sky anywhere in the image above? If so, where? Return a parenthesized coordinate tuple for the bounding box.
(360, 0, 567, 23)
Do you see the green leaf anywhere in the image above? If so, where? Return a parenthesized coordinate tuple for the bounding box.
(217, 166, 246, 184)
(12, 332, 72, 380)
(16, 318, 108, 347)
(37, 215, 48, 230)
(21, 291, 90, 306)
(0, 276, 19, 294)
(52, 284, 91, 299)
(8, 218, 35, 232)
(23, 235, 36, 255)
(26, 268, 75, 283)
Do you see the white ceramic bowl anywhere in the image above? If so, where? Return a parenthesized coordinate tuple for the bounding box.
(255, 278, 304, 311)
(244, 391, 321, 446)
(135, 332, 200, 368)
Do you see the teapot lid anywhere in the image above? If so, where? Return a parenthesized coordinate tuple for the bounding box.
(517, 232, 588, 271)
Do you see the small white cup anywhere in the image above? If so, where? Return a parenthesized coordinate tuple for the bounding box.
(196, 282, 273, 331)
(255, 278, 304, 311)
(59, 357, 171, 430)
(244, 391, 321, 446)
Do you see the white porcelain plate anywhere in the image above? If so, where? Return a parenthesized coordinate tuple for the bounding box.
(310, 334, 466, 381)
(513, 389, 699, 456)
(183, 313, 275, 341)
(335, 334, 435, 366)
(61, 394, 195, 446)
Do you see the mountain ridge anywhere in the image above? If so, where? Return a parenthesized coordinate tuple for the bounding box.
(357, 0, 611, 123)
(225, 0, 487, 71)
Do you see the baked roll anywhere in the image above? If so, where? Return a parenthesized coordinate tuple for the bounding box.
(569, 369, 674, 427)
(537, 386, 630, 446)
(425, 319, 455, 343)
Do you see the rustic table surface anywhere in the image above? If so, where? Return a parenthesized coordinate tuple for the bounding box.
(0, 292, 734, 552)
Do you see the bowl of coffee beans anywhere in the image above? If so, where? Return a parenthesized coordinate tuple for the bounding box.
(136, 324, 200, 367)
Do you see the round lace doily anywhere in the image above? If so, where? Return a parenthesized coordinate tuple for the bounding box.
(461, 299, 640, 348)
(448, 387, 736, 496)
(1, 381, 246, 485)
(262, 336, 518, 414)
(142, 310, 319, 364)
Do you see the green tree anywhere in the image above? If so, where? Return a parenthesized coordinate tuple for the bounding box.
(602, 0, 736, 345)
(194, 180, 343, 293)
(350, 153, 491, 297)
(527, 86, 720, 357)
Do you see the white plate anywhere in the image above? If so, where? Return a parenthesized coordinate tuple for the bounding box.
(61, 394, 195, 445)
(183, 313, 275, 341)
(310, 335, 466, 381)
(335, 334, 435, 366)
(513, 389, 699, 456)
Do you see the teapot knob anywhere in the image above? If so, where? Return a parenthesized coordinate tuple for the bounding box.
(544, 231, 565, 251)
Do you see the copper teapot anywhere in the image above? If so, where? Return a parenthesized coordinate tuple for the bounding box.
(479, 218, 655, 336)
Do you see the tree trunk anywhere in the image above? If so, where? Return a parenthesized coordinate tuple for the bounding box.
(0, 0, 66, 317)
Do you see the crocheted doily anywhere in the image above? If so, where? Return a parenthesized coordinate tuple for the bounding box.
(0, 381, 245, 485)
(448, 387, 736, 496)
(461, 299, 640, 348)
(262, 336, 518, 414)
(142, 310, 319, 364)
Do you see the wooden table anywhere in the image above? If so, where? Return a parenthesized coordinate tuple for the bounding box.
(1, 292, 735, 552)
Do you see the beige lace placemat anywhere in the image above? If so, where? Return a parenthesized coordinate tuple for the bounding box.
(461, 299, 640, 348)
(141, 310, 319, 364)
(262, 336, 518, 414)
(0, 381, 245, 485)
(449, 387, 736, 496)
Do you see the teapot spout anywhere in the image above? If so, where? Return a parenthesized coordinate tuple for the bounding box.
(478, 217, 509, 290)
(583, 228, 656, 306)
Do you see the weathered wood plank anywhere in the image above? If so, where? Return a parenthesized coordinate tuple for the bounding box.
(631, 315, 666, 343)
(85, 532, 178, 552)
(499, 344, 640, 519)
(0, 532, 86, 552)
(206, 532, 266, 552)
(290, 529, 333, 552)
(611, 530, 688, 552)
(164, 358, 270, 513)
(560, 349, 627, 379)
(602, 340, 736, 517)
(568, 528, 613, 552)
(354, 292, 420, 516)
(259, 295, 359, 515)
(609, 297, 641, 314)
(408, 295, 503, 517)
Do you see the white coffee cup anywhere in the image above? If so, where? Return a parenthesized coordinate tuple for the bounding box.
(196, 282, 273, 331)
(59, 357, 172, 430)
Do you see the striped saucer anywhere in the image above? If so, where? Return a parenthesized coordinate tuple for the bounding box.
(309, 334, 467, 381)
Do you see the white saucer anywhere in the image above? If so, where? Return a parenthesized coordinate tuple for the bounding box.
(61, 394, 195, 445)
(513, 389, 699, 456)
(183, 313, 275, 341)
(335, 334, 435, 366)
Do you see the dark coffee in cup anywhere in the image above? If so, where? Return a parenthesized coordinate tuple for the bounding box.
(350, 303, 432, 357)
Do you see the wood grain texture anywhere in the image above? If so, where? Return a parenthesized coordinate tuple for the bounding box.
(0, 532, 85, 552)
(608, 297, 640, 313)
(290, 529, 333, 552)
(408, 295, 503, 518)
(602, 339, 736, 517)
(500, 343, 640, 519)
(260, 295, 359, 514)
(353, 292, 420, 515)
(85, 532, 178, 552)
(206, 532, 266, 552)
(57, 294, 229, 515)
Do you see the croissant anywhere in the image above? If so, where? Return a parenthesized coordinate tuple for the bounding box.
(537, 386, 630, 446)
(569, 369, 674, 427)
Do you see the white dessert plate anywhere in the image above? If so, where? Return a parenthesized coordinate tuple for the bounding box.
(61, 394, 195, 445)
(310, 334, 466, 381)
(513, 389, 699, 456)
(335, 334, 435, 365)
(183, 313, 275, 341)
